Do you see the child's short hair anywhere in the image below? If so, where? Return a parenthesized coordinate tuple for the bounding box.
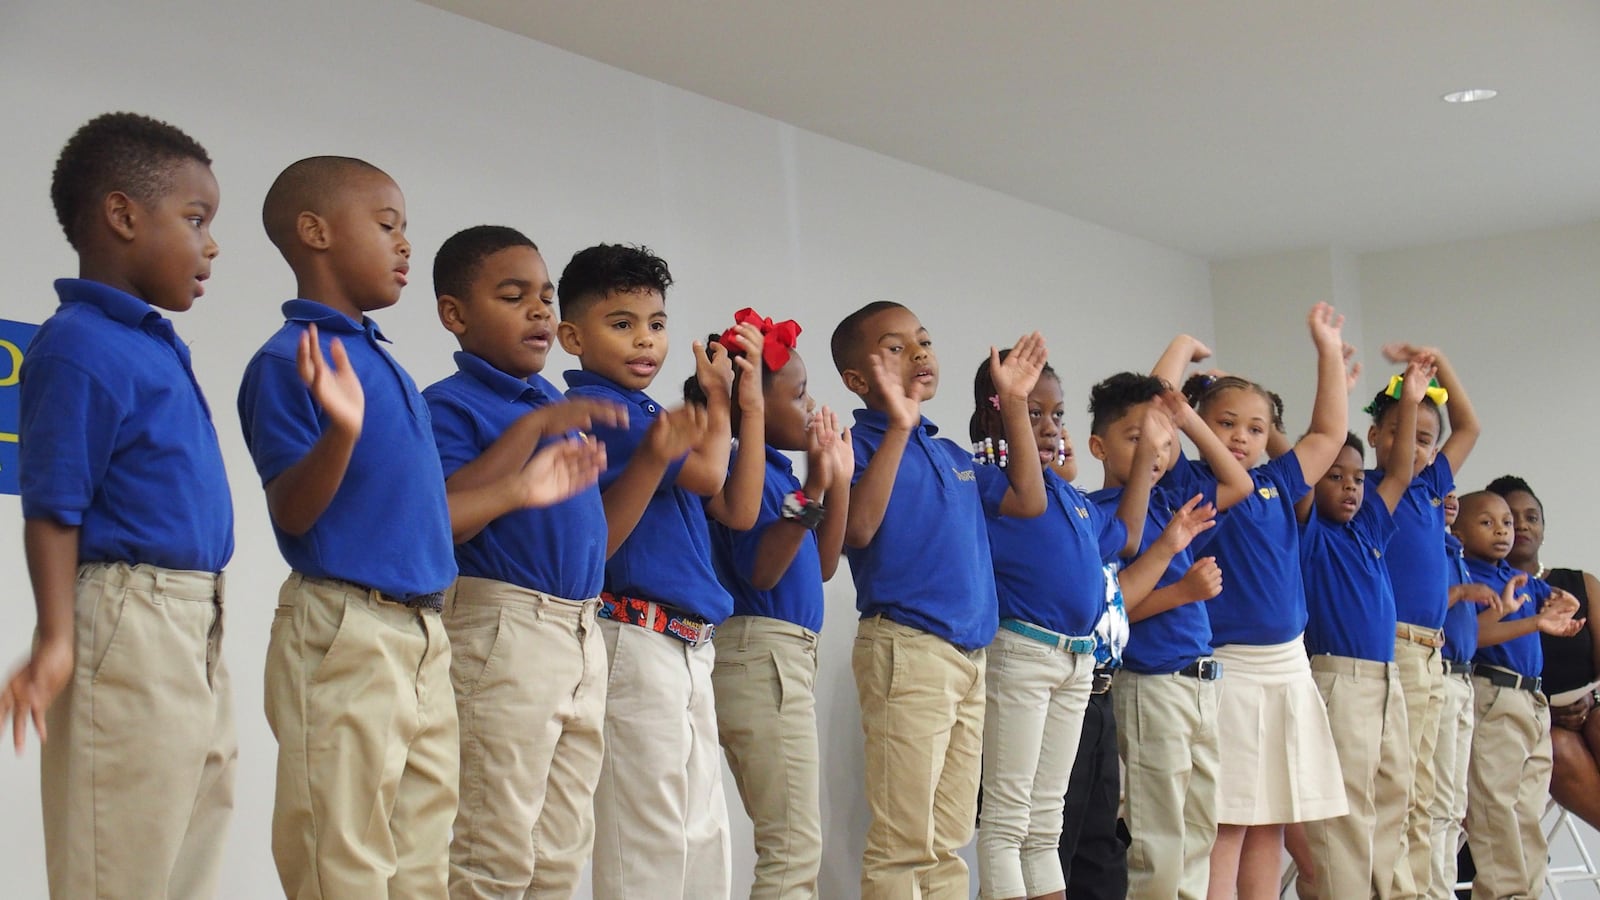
(1182, 373, 1284, 432)
(969, 350, 1060, 442)
(433, 225, 538, 299)
(830, 300, 907, 375)
(51, 112, 212, 250)
(261, 156, 387, 254)
(1485, 475, 1542, 511)
(556, 244, 672, 321)
(1366, 382, 1442, 429)
(1341, 431, 1366, 460)
(1088, 372, 1167, 437)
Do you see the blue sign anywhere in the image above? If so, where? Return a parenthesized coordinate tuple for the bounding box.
(0, 319, 39, 496)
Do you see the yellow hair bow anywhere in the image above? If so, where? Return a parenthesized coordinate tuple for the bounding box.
(1379, 373, 1448, 408)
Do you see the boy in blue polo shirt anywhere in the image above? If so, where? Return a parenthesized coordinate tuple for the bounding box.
(4, 111, 235, 900)
(828, 300, 1049, 900)
(423, 225, 670, 898)
(556, 243, 766, 900)
(1457, 490, 1582, 899)
(1081, 371, 1251, 900)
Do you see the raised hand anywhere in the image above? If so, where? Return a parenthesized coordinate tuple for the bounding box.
(1492, 573, 1531, 619)
(804, 411, 831, 492)
(1537, 588, 1585, 637)
(720, 322, 767, 417)
(867, 351, 920, 431)
(1156, 388, 1199, 431)
(297, 323, 364, 437)
(1342, 342, 1362, 392)
(694, 338, 737, 400)
(1381, 342, 1442, 365)
(1451, 582, 1500, 607)
(1185, 337, 1214, 365)
(1180, 556, 1224, 603)
(1400, 356, 1438, 405)
(526, 397, 629, 436)
(1157, 493, 1218, 556)
(815, 407, 853, 490)
(1307, 302, 1347, 354)
(644, 403, 709, 463)
(1, 639, 73, 753)
(514, 437, 607, 508)
(990, 332, 1048, 402)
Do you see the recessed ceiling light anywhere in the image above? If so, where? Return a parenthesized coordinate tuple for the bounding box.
(1442, 89, 1498, 103)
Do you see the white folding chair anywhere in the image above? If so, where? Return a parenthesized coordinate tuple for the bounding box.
(1544, 799, 1600, 899)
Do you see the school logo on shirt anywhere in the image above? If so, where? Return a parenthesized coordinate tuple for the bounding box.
(1076, 506, 1090, 519)
(955, 467, 976, 482)
(1257, 486, 1279, 500)
(1430, 497, 1442, 507)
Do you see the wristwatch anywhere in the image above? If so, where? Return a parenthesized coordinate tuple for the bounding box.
(780, 490, 825, 530)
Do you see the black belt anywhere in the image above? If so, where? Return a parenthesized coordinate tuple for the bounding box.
(1475, 666, 1541, 694)
(1177, 658, 1223, 681)
(330, 578, 445, 611)
(1091, 667, 1115, 694)
(1444, 659, 1474, 676)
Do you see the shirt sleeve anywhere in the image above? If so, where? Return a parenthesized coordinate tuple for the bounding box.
(1264, 448, 1313, 503)
(1422, 453, 1455, 497)
(1092, 502, 1131, 563)
(974, 459, 1009, 518)
(1351, 486, 1399, 548)
(850, 429, 875, 486)
(422, 390, 479, 479)
(237, 348, 323, 486)
(18, 353, 124, 524)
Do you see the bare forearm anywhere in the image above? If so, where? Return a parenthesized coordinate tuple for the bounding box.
(1376, 400, 1416, 512)
(1187, 421, 1252, 509)
(997, 397, 1046, 517)
(445, 476, 524, 543)
(1476, 614, 1537, 648)
(601, 454, 671, 557)
(679, 395, 733, 496)
(1116, 448, 1157, 557)
(1434, 354, 1480, 472)
(845, 428, 910, 548)
(265, 426, 358, 536)
(708, 412, 766, 529)
(1130, 583, 1199, 621)
(446, 414, 548, 493)
(1152, 334, 1202, 387)
(1117, 547, 1173, 610)
(1296, 342, 1350, 481)
(817, 482, 848, 580)
(24, 519, 79, 646)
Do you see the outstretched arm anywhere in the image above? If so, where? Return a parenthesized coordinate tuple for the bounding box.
(1374, 357, 1432, 514)
(1, 519, 80, 753)
(993, 333, 1049, 518)
(845, 353, 920, 549)
(1289, 303, 1354, 485)
(1384, 343, 1479, 475)
(1160, 391, 1252, 510)
(265, 325, 364, 536)
(1151, 333, 1213, 390)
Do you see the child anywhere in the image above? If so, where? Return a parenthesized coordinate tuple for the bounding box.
(1459, 490, 1583, 899)
(1293, 358, 1430, 900)
(1368, 342, 1481, 897)
(829, 300, 1047, 899)
(240, 159, 595, 896)
(557, 243, 765, 900)
(1156, 306, 1353, 900)
(422, 225, 651, 898)
(693, 309, 852, 899)
(4, 112, 235, 899)
(1427, 491, 1497, 898)
(970, 351, 1159, 900)
(1084, 369, 1251, 900)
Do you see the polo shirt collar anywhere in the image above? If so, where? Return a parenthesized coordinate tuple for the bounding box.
(764, 444, 795, 475)
(55, 278, 161, 329)
(851, 407, 938, 436)
(563, 369, 660, 410)
(456, 351, 556, 404)
(281, 299, 389, 342)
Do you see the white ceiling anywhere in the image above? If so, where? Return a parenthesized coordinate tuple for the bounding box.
(420, 0, 1600, 260)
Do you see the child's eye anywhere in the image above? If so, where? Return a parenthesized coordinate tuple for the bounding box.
(611, 321, 630, 330)
(1250, 426, 1265, 435)
(886, 345, 902, 354)
(650, 321, 666, 331)
(919, 339, 933, 348)
(500, 294, 523, 303)
(187, 216, 204, 228)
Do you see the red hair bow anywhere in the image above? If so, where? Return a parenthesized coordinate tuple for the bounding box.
(718, 307, 801, 372)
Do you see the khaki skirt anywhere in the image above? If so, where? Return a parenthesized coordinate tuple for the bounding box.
(1212, 636, 1348, 825)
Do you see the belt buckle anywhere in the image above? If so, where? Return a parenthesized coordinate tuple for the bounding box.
(1199, 658, 1223, 681)
(1529, 675, 1543, 693)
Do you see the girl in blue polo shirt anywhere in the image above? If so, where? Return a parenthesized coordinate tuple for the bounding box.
(1154, 304, 1352, 899)
(688, 309, 853, 899)
(969, 351, 1161, 900)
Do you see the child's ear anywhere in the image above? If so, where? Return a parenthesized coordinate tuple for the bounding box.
(437, 295, 467, 336)
(840, 366, 870, 398)
(1365, 423, 1381, 452)
(104, 191, 136, 241)
(1087, 433, 1108, 461)
(556, 320, 583, 356)
(296, 210, 330, 251)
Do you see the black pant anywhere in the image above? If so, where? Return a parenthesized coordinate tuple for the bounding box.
(1059, 688, 1130, 899)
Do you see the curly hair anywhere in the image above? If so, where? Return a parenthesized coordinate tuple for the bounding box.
(557, 244, 673, 320)
(1089, 372, 1168, 437)
(51, 112, 211, 250)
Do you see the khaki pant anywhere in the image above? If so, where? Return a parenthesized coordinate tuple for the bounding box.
(976, 627, 1094, 900)
(445, 577, 606, 900)
(1113, 667, 1221, 900)
(1426, 669, 1474, 899)
(1393, 630, 1445, 898)
(712, 616, 823, 900)
(42, 562, 236, 900)
(266, 573, 459, 900)
(1298, 655, 1411, 900)
(853, 615, 985, 900)
(592, 617, 731, 900)
(1465, 675, 1552, 900)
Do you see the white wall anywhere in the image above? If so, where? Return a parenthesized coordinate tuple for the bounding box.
(0, 1, 1213, 897)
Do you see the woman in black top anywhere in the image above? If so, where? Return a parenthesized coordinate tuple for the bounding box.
(1487, 476, 1600, 828)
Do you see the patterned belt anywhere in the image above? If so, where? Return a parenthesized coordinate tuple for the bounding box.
(599, 593, 716, 647)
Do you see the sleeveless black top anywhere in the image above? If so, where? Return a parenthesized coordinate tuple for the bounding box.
(1541, 568, 1594, 695)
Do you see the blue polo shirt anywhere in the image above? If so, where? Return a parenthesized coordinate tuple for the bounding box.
(709, 445, 825, 632)
(424, 353, 606, 600)
(1441, 533, 1477, 663)
(1205, 452, 1312, 647)
(19, 279, 233, 571)
(979, 465, 1125, 637)
(845, 409, 1006, 651)
(1371, 456, 1454, 629)
(1299, 490, 1398, 662)
(1468, 556, 1553, 679)
(1090, 453, 1220, 675)
(565, 369, 732, 623)
(237, 300, 454, 599)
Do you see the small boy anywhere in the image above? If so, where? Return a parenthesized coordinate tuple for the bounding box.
(1083, 370, 1252, 900)
(423, 225, 647, 898)
(557, 243, 763, 900)
(4, 111, 235, 900)
(1293, 359, 1430, 900)
(828, 300, 1048, 899)
(1458, 490, 1582, 899)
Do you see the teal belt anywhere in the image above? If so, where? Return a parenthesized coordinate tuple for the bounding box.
(1000, 618, 1096, 654)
